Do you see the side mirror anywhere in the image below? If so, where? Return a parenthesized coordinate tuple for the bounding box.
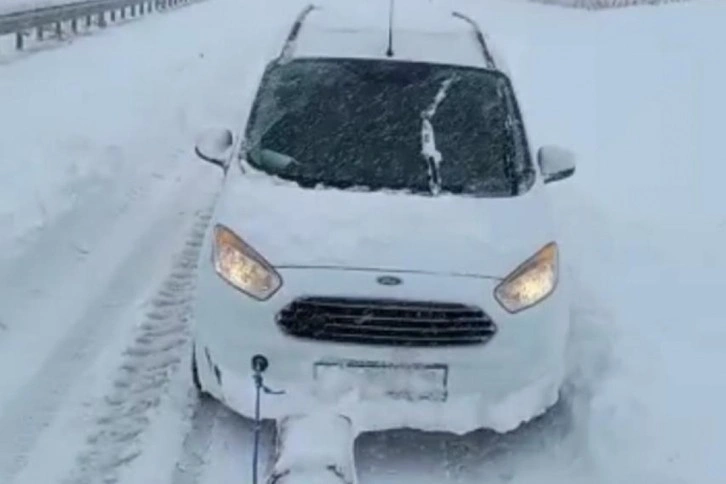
(195, 128, 234, 168)
(537, 145, 576, 183)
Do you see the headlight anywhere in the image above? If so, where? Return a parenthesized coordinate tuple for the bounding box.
(212, 224, 282, 301)
(494, 242, 558, 313)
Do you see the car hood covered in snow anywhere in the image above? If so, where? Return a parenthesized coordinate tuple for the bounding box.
(213, 168, 557, 279)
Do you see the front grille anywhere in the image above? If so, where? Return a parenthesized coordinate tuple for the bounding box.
(276, 297, 497, 347)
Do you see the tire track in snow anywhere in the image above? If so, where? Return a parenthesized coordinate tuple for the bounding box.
(170, 401, 278, 484)
(169, 397, 222, 484)
(0, 163, 216, 484)
(61, 212, 212, 484)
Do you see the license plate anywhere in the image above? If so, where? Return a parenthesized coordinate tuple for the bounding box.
(313, 360, 448, 402)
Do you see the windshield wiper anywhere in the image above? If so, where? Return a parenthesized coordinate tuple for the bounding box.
(420, 76, 457, 195)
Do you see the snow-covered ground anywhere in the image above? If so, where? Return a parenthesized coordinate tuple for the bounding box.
(0, 0, 724, 483)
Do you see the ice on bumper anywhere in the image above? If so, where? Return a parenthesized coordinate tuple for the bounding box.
(270, 413, 356, 484)
(313, 360, 448, 403)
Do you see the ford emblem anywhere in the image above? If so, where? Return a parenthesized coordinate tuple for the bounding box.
(376, 275, 402, 286)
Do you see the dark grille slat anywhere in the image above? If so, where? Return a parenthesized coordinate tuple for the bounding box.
(324, 322, 493, 336)
(316, 332, 486, 346)
(279, 311, 487, 328)
(326, 319, 489, 330)
(283, 310, 483, 321)
(277, 297, 497, 347)
(295, 298, 479, 313)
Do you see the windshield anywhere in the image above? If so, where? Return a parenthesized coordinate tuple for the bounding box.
(244, 58, 535, 197)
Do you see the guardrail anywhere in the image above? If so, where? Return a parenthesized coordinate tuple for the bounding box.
(0, 0, 201, 50)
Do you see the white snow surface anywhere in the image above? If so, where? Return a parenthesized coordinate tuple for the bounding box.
(530, 0, 691, 8)
(274, 413, 355, 475)
(0, 0, 725, 483)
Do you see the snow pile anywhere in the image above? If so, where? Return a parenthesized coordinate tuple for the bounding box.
(0, 0, 230, 259)
(274, 414, 355, 474)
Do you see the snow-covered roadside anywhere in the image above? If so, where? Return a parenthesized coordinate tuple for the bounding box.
(0, 0, 231, 482)
(0, 0, 304, 483)
(0, 1, 215, 255)
(0, 0, 234, 409)
(565, 9, 726, 472)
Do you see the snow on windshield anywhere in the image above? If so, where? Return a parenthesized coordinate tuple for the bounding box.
(244, 58, 534, 196)
(420, 75, 458, 195)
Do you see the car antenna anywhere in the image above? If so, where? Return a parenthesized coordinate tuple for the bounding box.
(386, 0, 395, 57)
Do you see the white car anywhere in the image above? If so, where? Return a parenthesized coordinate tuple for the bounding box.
(191, 0, 576, 435)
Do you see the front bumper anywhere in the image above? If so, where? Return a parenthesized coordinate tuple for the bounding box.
(193, 266, 570, 434)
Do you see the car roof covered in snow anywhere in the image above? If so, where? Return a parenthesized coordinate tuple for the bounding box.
(276, 0, 509, 74)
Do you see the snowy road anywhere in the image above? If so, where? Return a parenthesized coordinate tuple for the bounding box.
(1, 0, 725, 483)
(0, 0, 282, 482)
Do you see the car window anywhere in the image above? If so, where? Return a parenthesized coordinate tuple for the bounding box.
(244, 58, 535, 197)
